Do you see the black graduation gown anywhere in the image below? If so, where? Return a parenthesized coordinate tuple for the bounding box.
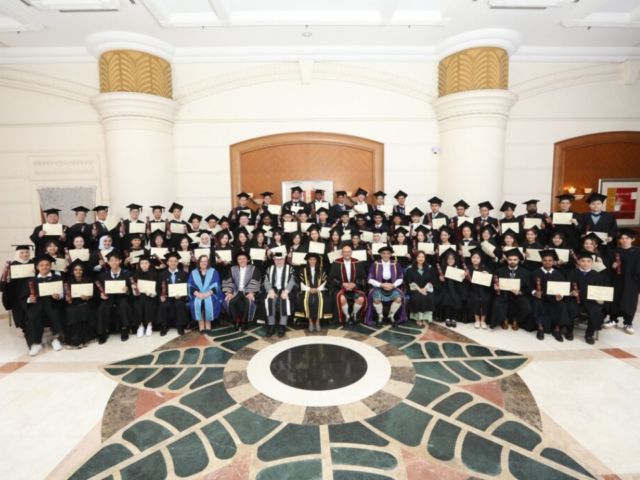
(96, 270, 132, 335)
(529, 268, 571, 332)
(425, 212, 450, 229)
(0, 260, 34, 330)
(282, 201, 310, 216)
(610, 246, 640, 321)
(518, 213, 547, 245)
(546, 211, 582, 251)
(214, 246, 233, 287)
(30, 225, 67, 256)
(65, 278, 99, 347)
(66, 223, 93, 251)
(121, 219, 146, 251)
(439, 265, 468, 321)
(490, 266, 533, 328)
(89, 249, 121, 280)
(157, 269, 189, 328)
(168, 219, 190, 250)
(523, 241, 544, 271)
(132, 270, 159, 326)
(465, 265, 493, 318)
(295, 265, 332, 320)
(228, 206, 255, 228)
(404, 265, 440, 315)
(329, 203, 349, 223)
(566, 269, 606, 331)
(91, 221, 121, 251)
(21, 273, 66, 346)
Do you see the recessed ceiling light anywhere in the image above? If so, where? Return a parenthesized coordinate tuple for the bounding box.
(302, 31, 313, 37)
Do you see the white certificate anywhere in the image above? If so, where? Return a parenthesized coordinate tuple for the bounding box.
(472, 270, 492, 287)
(270, 245, 287, 255)
(381, 233, 389, 243)
(129, 222, 145, 234)
(39, 281, 63, 297)
(552, 248, 570, 263)
(523, 218, 543, 230)
(137, 279, 157, 295)
(216, 250, 232, 263)
(438, 244, 454, 255)
(377, 205, 393, 215)
(300, 222, 313, 232)
(360, 231, 374, 243)
(207, 225, 221, 234)
(250, 248, 266, 261)
(587, 286, 614, 302)
(150, 248, 168, 258)
(292, 252, 307, 265)
(42, 223, 63, 236)
(328, 250, 342, 263)
(151, 221, 166, 232)
(104, 216, 120, 232)
(105, 280, 126, 294)
(352, 250, 367, 261)
(320, 227, 331, 239)
(371, 243, 385, 255)
(187, 232, 200, 243)
(308, 242, 325, 254)
(129, 249, 145, 259)
(71, 283, 94, 298)
(178, 251, 191, 265)
(553, 212, 573, 225)
(417, 242, 435, 255)
(458, 216, 474, 225)
(354, 204, 369, 215)
(593, 231, 609, 243)
(481, 241, 496, 255)
(267, 205, 282, 215)
(592, 260, 607, 273)
(10, 264, 34, 279)
(51, 259, 67, 272)
(393, 245, 408, 257)
(503, 247, 524, 256)
(168, 283, 187, 297)
(290, 206, 302, 214)
(315, 202, 330, 211)
(526, 249, 542, 262)
(240, 209, 252, 215)
(547, 281, 570, 296)
(461, 245, 474, 258)
(444, 266, 466, 282)
(502, 222, 520, 234)
(432, 218, 448, 231)
(348, 210, 355, 219)
(170, 223, 186, 235)
(69, 249, 90, 261)
(194, 248, 211, 259)
(284, 222, 298, 233)
(499, 278, 521, 292)
(341, 232, 351, 241)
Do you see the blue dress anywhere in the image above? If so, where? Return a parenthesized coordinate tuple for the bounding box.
(188, 268, 222, 321)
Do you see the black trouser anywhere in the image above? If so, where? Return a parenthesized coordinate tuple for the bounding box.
(158, 298, 188, 328)
(97, 298, 131, 335)
(228, 293, 252, 323)
(25, 303, 64, 346)
(267, 288, 288, 326)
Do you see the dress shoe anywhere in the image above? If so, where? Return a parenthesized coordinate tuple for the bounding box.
(446, 320, 452, 328)
(585, 336, 595, 345)
(552, 331, 564, 342)
(450, 320, 457, 329)
(565, 331, 574, 341)
(98, 334, 108, 345)
(278, 326, 285, 337)
(501, 320, 509, 330)
(511, 322, 519, 331)
(266, 325, 276, 337)
(536, 330, 544, 340)
(160, 326, 168, 336)
(121, 330, 129, 342)
(178, 327, 185, 335)
(391, 321, 398, 327)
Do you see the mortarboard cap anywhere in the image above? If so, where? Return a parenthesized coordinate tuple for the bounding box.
(454, 200, 470, 209)
(428, 196, 443, 205)
(71, 206, 90, 213)
(204, 214, 219, 223)
(236, 192, 251, 199)
(585, 192, 607, 204)
(373, 191, 386, 198)
(394, 190, 408, 199)
(335, 191, 347, 197)
(378, 245, 393, 254)
(260, 192, 273, 197)
(394, 226, 410, 236)
(355, 188, 368, 197)
(500, 201, 517, 212)
(13, 244, 33, 251)
(523, 199, 540, 205)
(105, 251, 122, 261)
(477, 201, 493, 210)
(410, 207, 424, 217)
(504, 248, 524, 260)
(34, 253, 56, 265)
(555, 194, 575, 201)
(188, 213, 203, 223)
(290, 186, 303, 193)
(539, 249, 558, 261)
(126, 203, 143, 211)
(316, 207, 329, 215)
(169, 202, 183, 212)
(150, 205, 165, 211)
(92, 206, 108, 212)
(618, 228, 637, 238)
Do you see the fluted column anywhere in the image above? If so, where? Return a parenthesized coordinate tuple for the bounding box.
(88, 34, 180, 214)
(434, 31, 519, 210)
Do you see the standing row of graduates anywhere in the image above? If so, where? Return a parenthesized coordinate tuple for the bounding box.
(2, 188, 638, 355)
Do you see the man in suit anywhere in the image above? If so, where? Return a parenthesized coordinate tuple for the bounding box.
(157, 251, 189, 336)
(490, 249, 532, 330)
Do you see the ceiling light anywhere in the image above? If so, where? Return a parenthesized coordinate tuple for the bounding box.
(302, 25, 312, 38)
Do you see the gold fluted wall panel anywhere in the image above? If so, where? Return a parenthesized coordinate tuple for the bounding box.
(99, 50, 173, 99)
(438, 47, 509, 97)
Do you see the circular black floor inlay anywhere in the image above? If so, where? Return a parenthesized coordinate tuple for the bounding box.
(270, 344, 368, 391)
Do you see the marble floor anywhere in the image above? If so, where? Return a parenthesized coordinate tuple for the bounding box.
(0, 314, 638, 480)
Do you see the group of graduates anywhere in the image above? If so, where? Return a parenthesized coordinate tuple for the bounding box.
(2, 186, 639, 356)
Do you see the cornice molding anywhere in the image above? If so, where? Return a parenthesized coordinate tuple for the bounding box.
(0, 67, 98, 104)
(90, 92, 181, 124)
(432, 90, 518, 123)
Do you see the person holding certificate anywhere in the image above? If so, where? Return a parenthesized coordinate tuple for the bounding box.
(365, 245, 406, 327)
(188, 254, 223, 334)
(580, 233, 609, 272)
(405, 250, 439, 327)
(567, 252, 607, 345)
(66, 206, 93, 251)
(498, 229, 520, 266)
(391, 227, 412, 269)
(263, 252, 297, 337)
(223, 251, 262, 331)
(44, 239, 67, 275)
(91, 206, 120, 251)
(474, 201, 498, 231)
(581, 193, 617, 253)
(214, 230, 233, 284)
(371, 211, 389, 235)
(438, 250, 467, 328)
(68, 234, 91, 270)
(96, 251, 132, 343)
(329, 191, 349, 223)
(130, 255, 158, 338)
(121, 203, 145, 251)
(517, 200, 547, 246)
(458, 221, 479, 249)
(522, 227, 544, 271)
(22, 253, 66, 356)
(392, 190, 409, 217)
(465, 248, 493, 329)
(530, 250, 571, 342)
(499, 201, 521, 242)
(549, 232, 572, 275)
(89, 235, 118, 279)
(479, 224, 499, 271)
(65, 259, 99, 349)
(167, 202, 190, 250)
(295, 252, 332, 332)
(425, 196, 449, 229)
(353, 188, 374, 220)
(30, 208, 66, 256)
(450, 200, 470, 243)
(607, 228, 640, 335)
(490, 249, 532, 331)
(435, 226, 455, 265)
(547, 194, 582, 251)
(157, 251, 189, 336)
(228, 192, 254, 229)
(283, 186, 310, 217)
(0, 245, 34, 338)
(328, 243, 368, 325)
(148, 205, 167, 244)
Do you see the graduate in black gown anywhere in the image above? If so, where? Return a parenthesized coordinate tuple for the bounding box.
(22, 254, 66, 356)
(425, 196, 449, 229)
(517, 199, 547, 246)
(548, 232, 572, 276)
(608, 228, 640, 334)
(567, 252, 607, 344)
(1, 245, 34, 337)
(405, 250, 440, 327)
(499, 201, 521, 244)
(66, 206, 93, 251)
(64, 259, 99, 349)
(529, 250, 571, 341)
(546, 194, 583, 251)
(131, 255, 159, 337)
(30, 208, 67, 256)
(214, 229, 233, 285)
(490, 249, 532, 330)
(522, 226, 544, 271)
(465, 247, 493, 329)
(157, 251, 189, 336)
(581, 193, 617, 254)
(167, 202, 190, 250)
(283, 186, 311, 216)
(96, 250, 132, 344)
(478, 224, 500, 272)
(438, 250, 467, 328)
(91, 205, 120, 251)
(330, 191, 349, 223)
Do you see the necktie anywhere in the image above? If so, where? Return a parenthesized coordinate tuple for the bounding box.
(582, 271, 588, 276)
(171, 272, 176, 284)
(510, 270, 515, 279)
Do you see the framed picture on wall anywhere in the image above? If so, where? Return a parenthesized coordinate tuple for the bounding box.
(599, 178, 640, 227)
(282, 181, 334, 204)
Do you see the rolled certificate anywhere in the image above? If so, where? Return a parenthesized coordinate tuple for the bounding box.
(29, 280, 38, 303)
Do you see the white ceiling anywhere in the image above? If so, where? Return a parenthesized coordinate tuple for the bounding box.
(0, 0, 638, 63)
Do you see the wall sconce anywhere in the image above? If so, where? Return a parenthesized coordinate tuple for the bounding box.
(567, 187, 576, 194)
(584, 188, 593, 194)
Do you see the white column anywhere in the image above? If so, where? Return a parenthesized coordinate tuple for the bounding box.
(91, 92, 180, 214)
(434, 90, 518, 210)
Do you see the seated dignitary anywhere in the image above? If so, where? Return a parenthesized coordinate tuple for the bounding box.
(530, 250, 571, 342)
(567, 252, 607, 345)
(188, 254, 223, 334)
(490, 249, 532, 331)
(295, 252, 332, 332)
(328, 242, 368, 325)
(263, 252, 297, 337)
(405, 250, 440, 327)
(365, 245, 406, 327)
(158, 251, 189, 336)
(223, 251, 261, 331)
(22, 253, 65, 356)
(96, 250, 132, 344)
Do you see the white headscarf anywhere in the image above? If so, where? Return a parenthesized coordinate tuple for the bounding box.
(99, 235, 114, 255)
(13, 248, 32, 263)
(198, 232, 212, 248)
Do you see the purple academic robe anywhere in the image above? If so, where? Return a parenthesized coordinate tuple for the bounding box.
(365, 260, 407, 325)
